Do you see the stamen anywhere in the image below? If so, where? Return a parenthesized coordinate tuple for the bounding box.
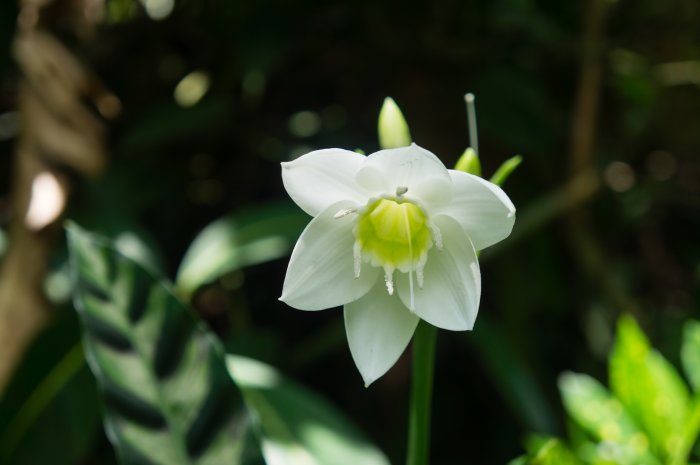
(402, 206, 415, 311)
(429, 221, 443, 250)
(353, 241, 362, 278)
(384, 268, 394, 295)
(416, 255, 427, 288)
(395, 186, 408, 198)
(334, 207, 357, 219)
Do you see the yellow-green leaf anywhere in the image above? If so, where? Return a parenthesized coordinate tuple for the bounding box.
(609, 315, 690, 461)
(682, 320, 700, 393)
(558, 372, 660, 465)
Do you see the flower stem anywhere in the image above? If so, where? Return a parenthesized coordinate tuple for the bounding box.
(406, 320, 437, 465)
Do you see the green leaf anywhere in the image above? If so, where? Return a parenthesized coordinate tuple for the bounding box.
(226, 355, 390, 465)
(489, 155, 522, 187)
(0, 226, 7, 258)
(558, 372, 660, 465)
(0, 313, 101, 465)
(523, 437, 582, 465)
(454, 147, 482, 176)
(507, 457, 529, 465)
(176, 202, 308, 298)
(677, 399, 700, 465)
(682, 320, 700, 393)
(378, 97, 412, 149)
(609, 315, 690, 461)
(67, 222, 246, 465)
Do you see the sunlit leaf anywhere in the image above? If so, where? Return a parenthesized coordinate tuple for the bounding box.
(67, 222, 246, 465)
(609, 315, 690, 461)
(176, 203, 308, 298)
(558, 372, 660, 465)
(226, 355, 390, 465)
(522, 437, 582, 465)
(682, 320, 700, 393)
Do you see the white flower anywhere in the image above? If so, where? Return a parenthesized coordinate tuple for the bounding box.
(280, 143, 515, 386)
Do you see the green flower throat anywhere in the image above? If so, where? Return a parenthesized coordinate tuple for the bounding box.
(349, 187, 442, 301)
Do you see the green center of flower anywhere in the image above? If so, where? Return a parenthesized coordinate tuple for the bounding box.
(355, 197, 433, 274)
(344, 187, 443, 304)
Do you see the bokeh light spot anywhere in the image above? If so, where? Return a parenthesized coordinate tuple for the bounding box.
(141, 0, 174, 20)
(174, 70, 210, 107)
(288, 111, 321, 138)
(604, 161, 636, 192)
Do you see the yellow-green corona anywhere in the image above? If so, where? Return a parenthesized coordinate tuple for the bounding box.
(353, 191, 441, 301)
(356, 197, 432, 272)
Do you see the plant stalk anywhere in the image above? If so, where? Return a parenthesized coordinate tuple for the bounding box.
(406, 320, 437, 465)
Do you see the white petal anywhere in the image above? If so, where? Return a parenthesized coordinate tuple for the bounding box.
(434, 170, 515, 250)
(355, 144, 453, 207)
(282, 149, 368, 216)
(280, 201, 379, 310)
(397, 215, 480, 331)
(344, 280, 419, 386)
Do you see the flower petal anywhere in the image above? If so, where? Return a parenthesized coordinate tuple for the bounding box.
(282, 149, 368, 216)
(397, 215, 480, 330)
(434, 170, 515, 250)
(280, 201, 379, 310)
(356, 144, 453, 207)
(344, 281, 419, 386)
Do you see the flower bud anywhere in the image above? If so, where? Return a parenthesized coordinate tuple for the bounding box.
(378, 97, 412, 149)
(455, 147, 481, 176)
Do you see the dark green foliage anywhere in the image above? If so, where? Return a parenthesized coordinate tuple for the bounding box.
(0, 314, 102, 465)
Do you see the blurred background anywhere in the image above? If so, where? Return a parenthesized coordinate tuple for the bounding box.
(0, 0, 699, 464)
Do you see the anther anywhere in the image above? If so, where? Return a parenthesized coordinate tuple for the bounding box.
(353, 241, 362, 278)
(384, 268, 394, 295)
(395, 186, 408, 198)
(416, 257, 426, 288)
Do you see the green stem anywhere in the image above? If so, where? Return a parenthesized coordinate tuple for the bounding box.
(406, 320, 438, 465)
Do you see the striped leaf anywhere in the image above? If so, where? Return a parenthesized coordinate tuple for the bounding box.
(67, 222, 246, 465)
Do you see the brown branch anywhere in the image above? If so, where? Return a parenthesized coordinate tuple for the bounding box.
(0, 0, 118, 393)
(566, 0, 641, 317)
(569, 0, 607, 175)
